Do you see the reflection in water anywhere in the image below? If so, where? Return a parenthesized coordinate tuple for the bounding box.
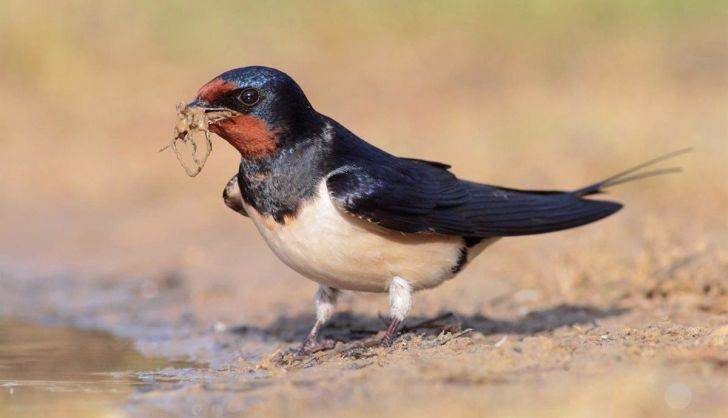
(0, 319, 189, 418)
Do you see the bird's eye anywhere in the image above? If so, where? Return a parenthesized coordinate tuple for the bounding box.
(238, 88, 260, 106)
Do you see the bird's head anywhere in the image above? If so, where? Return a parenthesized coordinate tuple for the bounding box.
(189, 66, 324, 159)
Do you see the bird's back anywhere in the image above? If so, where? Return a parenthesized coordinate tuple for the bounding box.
(326, 120, 622, 238)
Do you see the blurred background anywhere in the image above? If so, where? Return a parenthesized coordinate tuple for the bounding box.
(0, 1, 727, 417)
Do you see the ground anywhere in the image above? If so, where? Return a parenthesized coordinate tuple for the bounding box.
(0, 1, 726, 417)
(1, 185, 726, 417)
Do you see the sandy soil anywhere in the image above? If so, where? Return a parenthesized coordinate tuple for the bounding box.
(1, 2, 727, 417)
(1, 194, 726, 417)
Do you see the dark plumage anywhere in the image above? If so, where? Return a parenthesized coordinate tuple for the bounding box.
(191, 66, 686, 352)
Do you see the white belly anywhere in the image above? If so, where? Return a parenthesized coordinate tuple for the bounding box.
(244, 181, 475, 292)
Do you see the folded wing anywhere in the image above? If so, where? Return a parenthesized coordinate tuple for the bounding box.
(326, 159, 622, 237)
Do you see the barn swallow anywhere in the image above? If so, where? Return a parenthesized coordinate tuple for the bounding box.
(187, 66, 685, 353)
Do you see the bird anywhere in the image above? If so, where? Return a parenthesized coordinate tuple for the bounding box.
(187, 66, 686, 353)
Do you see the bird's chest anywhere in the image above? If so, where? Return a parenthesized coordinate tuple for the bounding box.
(236, 142, 328, 223)
(243, 181, 464, 292)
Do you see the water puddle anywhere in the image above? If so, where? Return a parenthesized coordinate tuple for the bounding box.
(0, 319, 193, 418)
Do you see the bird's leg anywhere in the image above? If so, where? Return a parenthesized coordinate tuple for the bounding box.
(381, 276, 412, 346)
(299, 286, 339, 354)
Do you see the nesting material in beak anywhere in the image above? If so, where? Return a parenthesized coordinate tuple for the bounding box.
(161, 101, 238, 177)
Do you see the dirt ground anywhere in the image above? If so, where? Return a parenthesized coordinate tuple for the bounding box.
(3, 216, 727, 417)
(1, 1, 727, 417)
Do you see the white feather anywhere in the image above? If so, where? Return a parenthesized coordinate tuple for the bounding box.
(388, 276, 412, 321)
(315, 285, 338, 323)
(244, 181, 469, 292)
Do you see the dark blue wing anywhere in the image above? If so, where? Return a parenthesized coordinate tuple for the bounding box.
(326, 159, 622, 237)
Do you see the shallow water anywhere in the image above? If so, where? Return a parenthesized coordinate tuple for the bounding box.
(0, 319, 191, 418)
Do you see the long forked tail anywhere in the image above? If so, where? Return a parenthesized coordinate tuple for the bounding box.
(572, 148, 691, 198)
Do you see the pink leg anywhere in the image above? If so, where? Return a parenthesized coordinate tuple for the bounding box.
(299, 286, 339, 354)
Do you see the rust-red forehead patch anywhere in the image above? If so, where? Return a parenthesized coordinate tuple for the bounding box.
(196, 77, 238, 103)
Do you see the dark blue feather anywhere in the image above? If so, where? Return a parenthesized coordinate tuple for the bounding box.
(326, 120, 623, 237)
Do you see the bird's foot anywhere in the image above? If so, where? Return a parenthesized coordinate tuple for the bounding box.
(379, 318, 401, 347)
(379, 334, 396, 347)
(297, 337, 335, 356)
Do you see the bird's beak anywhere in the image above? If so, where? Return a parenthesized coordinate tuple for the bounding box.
(186, 99, 239, 123)
(187, 98, 208, 109)
(187, 98, 223, 112)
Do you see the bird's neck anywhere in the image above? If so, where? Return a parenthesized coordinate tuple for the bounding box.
(236, 126, 335, 223)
